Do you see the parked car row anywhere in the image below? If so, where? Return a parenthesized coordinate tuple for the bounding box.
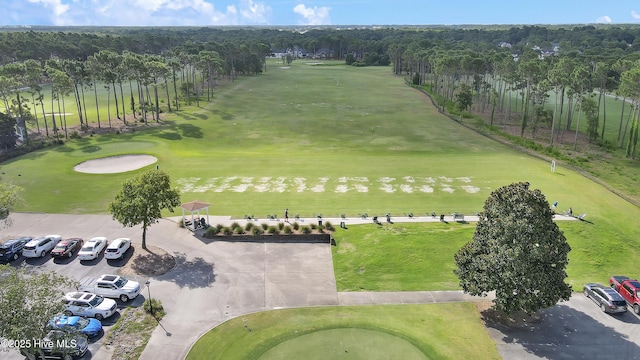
(0, 236, 132, 263)
(583, 275, 640, 315)
(18, 306, 106, 359)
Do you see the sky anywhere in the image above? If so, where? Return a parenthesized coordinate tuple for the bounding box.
(4, 0, 640, 27)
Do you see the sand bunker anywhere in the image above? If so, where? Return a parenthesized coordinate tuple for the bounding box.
(74, 155, 157, 174)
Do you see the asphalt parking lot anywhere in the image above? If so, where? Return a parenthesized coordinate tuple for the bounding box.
(1, 213, 339, 360)
(1, 217, 149, 360)
(487, 292, 640, 360)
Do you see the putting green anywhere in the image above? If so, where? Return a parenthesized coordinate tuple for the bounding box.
(258, 328, 428, 360)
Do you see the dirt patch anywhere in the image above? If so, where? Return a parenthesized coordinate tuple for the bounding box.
(475, 300, 543, 330)
(118, 244, 176, 277)
(104, 306, 160, 360)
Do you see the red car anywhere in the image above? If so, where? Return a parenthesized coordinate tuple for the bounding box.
(610, 275, 640, 314)
(50, 238, 84, 258)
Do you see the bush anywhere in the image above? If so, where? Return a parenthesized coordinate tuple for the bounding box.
(216, 224, 224, 231)
(261, 223, 269, 230)
(251, 226, 264, 235)
(223, 227, 233, 236)
(310, 223, 317, 230)
(278, 222, 285, 230)
(245, 222, 254, 231)
(324, 221, 334, 231)
(234, 226, 244, 234)
(204, 226, 220, 238)
(292, 222, 300, 230)
(317, 224, 325, 233)
(143, 298, 165, 319)
(301, 226, 312, 234)
(283, 226, 292, 234)
(231, 221, 241, 230)
(267, 226, 278, 234)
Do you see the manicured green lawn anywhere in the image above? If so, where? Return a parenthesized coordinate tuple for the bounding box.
(333, 222, 474, 291)
(186, 304, 500, 360)
(332, 219, 640, 292)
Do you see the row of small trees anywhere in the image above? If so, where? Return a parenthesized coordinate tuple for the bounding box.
(402, 45, 640, 158)
(0, 40, 270, 147)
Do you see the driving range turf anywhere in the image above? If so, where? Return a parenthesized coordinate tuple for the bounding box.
(4, 60, 640, 358)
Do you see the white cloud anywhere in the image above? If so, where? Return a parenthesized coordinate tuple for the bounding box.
(596, 15, 612, 24)
(632, 10, 640, 20)
(293, 4, 331, 25)
(239, 0, 271, 24)
(26, 0, 271, 26)
(27, 0, 69, 17)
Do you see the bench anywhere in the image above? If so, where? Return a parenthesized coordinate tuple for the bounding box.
(453, 213, 465, 222)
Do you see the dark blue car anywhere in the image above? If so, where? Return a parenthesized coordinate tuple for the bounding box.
(48, 315, 103, 338)
(0, 236, 32, 263)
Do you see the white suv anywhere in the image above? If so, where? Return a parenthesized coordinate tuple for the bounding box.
(63, 292, 117, 321)
(104, 238, 131, 260)
(22, 235, 62, 258)
(78, 237, 108, 261)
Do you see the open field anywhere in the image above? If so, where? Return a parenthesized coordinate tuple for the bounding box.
(186, 304, 500, 360)
(0, 61, 628, 216)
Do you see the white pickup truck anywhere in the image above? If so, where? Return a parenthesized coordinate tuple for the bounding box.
(78, 274, 141, 302)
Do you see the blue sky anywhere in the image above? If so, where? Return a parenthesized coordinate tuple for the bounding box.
(4, 0, 640, 27)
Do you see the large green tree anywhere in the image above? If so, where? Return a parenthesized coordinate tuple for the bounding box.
(454, 182, 572, 314)
(0, 265, 77, 360)
(108, 170, 181, 249)
(0, 180, 24, 227)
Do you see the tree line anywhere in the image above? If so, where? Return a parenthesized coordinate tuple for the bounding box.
(3, 25, 640, 156)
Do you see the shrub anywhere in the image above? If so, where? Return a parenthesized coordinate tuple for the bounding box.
(251, 226, 264, 235)
(69, 131, 81, 139)
(245, 222, 254, 231)
(216, 224, 224, 231)
(234, 226, 244, 234)
(301, 226, 312, 234)
(143, 298, 165, 319)
(292, 222, 300, 230)
(267, 226, 278, 234)
(204, 226, 220, 238)
(223, 227, 233, 236)
(317, 225, 325, 233)
(231, 221, 241, 230)
(261, 223, 269, 230)
(310, 223, 317, 230)
(324, 221, 334, 231)
(278, 222, 285, 230)
(283, 226, 292, 234)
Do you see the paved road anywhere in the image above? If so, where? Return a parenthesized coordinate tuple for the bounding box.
(3, 212, 619, 360)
